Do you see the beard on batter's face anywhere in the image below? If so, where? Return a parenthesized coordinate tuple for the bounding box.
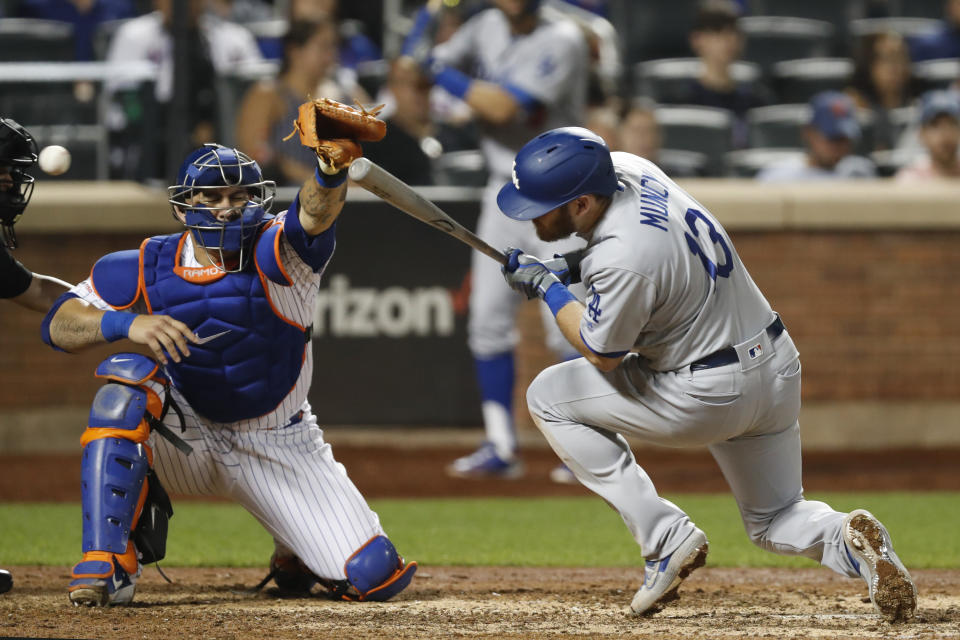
(532, 203, 577, 242)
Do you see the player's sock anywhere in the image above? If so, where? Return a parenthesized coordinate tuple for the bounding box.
(475, 352, 516, 460)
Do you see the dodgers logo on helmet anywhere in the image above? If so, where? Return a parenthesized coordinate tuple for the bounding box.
(497, 127, 621, 221)
(167, 144, 277, 272)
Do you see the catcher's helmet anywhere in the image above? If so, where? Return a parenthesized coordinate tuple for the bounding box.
(168, 144, 276, 272)
(0, 118, 39, 249)
(497, 127, 621, 221)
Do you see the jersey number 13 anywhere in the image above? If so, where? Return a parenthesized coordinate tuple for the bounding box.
(683, 208, 733, 281)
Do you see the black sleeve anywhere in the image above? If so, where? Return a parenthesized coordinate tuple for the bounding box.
(0, 245, 33, 299)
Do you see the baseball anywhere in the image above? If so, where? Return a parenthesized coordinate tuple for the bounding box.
(38, 145, 71, 176)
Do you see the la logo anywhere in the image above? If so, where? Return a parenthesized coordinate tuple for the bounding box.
(512, 161, 520, 190)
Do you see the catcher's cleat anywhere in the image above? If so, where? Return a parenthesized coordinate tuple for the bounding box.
(68, 553, 138, 607)
(630, 527, 708, 616)
(842, 509, 917, 622)
(446, 442, 524, 479)
(270, 552, 321, 595)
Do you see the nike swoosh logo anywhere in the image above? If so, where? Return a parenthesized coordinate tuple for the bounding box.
(111, 357, 133, 363)
(196, 330, 232, 345)
(111, 569, 126, 591)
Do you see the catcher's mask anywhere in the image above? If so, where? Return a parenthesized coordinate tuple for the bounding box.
(0, 118, 39, 249)
(168, 144, 276, 272)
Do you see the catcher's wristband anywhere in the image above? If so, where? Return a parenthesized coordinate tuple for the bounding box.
(314, 165, 347, 188)
(100, 310, 135, 342)
(543, 282, 577, 318)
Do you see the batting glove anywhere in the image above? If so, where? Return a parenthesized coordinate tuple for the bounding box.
(502, 248, 562, 300)
(540, 254, 573, 285)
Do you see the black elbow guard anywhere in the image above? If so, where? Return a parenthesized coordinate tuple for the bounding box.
(562, 249, 585, 285)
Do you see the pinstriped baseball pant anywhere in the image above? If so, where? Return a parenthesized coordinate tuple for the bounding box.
(148, 397, 383, 581)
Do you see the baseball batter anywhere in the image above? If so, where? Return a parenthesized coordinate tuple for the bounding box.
(408, 0, 591, 478)
(496, 127, 918, 621)
(42, 114, 416, 607)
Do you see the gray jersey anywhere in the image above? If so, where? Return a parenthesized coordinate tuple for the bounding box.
(579, 153, 774, 371)
(433, 8, 589, 176)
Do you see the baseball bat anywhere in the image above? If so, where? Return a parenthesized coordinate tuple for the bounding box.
(348, 158, 507, 265)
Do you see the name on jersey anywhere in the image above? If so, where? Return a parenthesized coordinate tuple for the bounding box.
(639, 173, 670, 232)
(313, 274, 455, 338)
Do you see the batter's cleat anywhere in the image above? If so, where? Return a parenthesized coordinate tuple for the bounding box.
(446, 442, 524, 479)
(630, 527, 708, 616)
(549, 463, 578, 485)
(842, 509, 917, 622)
(68, 553, 138, 607)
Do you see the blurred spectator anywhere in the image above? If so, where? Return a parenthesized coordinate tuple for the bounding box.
(846, 32, 924, 151)
(618, 99, 660, 157)
(895, 89, 960, 181)
(756, 91, 876, 181)
(235, 17, 361, 186)
(616, 98, 703, 177)
(17, 0, 135, 61)
(104, 0, 263, 178)
(584, 103, 620, 148)
(290, 0, 381, 70)
(207, 0, 274, 23)
(908, 0, 960, 62)
(680, 0, 771, 148)
(363, 57, 437, 185)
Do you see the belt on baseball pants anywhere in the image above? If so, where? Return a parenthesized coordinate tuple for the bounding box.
(689, 316, 785, 372)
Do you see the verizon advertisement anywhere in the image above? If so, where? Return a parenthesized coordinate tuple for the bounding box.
(288, 190, 483, 425)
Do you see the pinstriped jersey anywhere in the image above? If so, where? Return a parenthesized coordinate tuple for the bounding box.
(578, 153, 774, 371)
(69, 208, 326, 429)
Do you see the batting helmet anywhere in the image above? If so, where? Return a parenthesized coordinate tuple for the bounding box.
(167, 144, 276, 271)
(0, 118, 39, 249)
(497, 127, 621, 221)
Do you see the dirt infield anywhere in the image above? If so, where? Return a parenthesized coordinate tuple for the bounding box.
(2, 445, 959, 639)
(1, 566, 958, 639)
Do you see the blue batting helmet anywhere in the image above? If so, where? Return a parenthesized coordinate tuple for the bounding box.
(497, 127, 621, 221)
(168, 144, 276, 272)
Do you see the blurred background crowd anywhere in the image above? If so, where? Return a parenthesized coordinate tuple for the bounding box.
(1, 0, 958, 186)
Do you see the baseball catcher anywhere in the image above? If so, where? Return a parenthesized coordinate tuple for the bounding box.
(43, 99, 416, 607)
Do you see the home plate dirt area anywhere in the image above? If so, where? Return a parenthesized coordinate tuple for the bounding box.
(1, 566, 958, 639)
(1, 445, 959, 639)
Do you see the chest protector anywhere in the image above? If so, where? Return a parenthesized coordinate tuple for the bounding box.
(141, 233, 306, 423)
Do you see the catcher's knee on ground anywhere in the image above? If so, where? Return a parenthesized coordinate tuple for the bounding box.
(321, 535, 417, 602)
(70, 354, 174, 602)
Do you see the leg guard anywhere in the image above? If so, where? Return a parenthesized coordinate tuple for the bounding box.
(325, 535, 417, 602)
(69, 353, 170, 606)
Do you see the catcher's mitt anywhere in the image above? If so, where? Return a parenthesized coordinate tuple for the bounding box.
(286, 98, 386, 174)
